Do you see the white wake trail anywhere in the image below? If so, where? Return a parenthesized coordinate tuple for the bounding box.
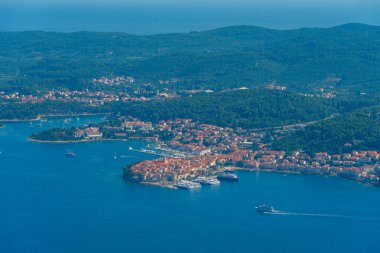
(265, 211, 371, 220)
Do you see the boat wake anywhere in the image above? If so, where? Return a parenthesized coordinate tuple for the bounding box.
(119, 155, 136, 158)
(266, 211, 371, 220)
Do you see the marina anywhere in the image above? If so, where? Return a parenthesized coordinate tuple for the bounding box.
(175, 180, 202, 190)
(193, 176, 221, 185)
(128, 146, 190, 158)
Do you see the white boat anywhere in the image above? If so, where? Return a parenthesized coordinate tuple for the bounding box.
(175, 180, 201, 190)
(194, 176, 220, 185)
(256, 205, 279, 214)
(65, 149, 76, 157)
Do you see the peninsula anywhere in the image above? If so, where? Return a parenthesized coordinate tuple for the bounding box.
(30, 113, 380, 188)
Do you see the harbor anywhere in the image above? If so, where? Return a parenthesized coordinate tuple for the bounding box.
(128, 145, 192, 159)
(1, 117, 380, 253)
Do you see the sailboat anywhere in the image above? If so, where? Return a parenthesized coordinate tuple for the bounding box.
(65, 149, 76, 157)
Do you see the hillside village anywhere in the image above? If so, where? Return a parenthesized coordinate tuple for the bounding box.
(29, 114, 380, 188)
(87, 117, 380, 188)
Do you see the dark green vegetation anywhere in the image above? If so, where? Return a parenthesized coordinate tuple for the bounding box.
(30, 127, 80, 141)
(24, 90, 380, 153)
(272, 107, 380, 154)
(0, 101, 111, 120)
(2, 23, 380, 91)
(120, 89, 380, 153)
(123, 89, 338, 128)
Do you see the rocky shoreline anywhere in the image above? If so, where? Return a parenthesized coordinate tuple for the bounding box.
(0, 112, 109, 123)
(28, 137, 142, 144)
(28, 138, 90, 143)
(123, 163, 380, 190)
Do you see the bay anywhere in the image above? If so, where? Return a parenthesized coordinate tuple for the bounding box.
(0, 116, 379, 253)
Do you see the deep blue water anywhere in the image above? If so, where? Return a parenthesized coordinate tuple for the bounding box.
(1, 3, 380, 34)
(0, 117, 379, 253)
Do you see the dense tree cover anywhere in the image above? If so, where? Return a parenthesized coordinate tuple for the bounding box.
(328, 94, 380, 112)
(0, 101, 112, 120)
(30, 127, 80, 141)
(272, 107, 380, 154)
(2, 24, 380, 92)
(121, 89, 338, 128)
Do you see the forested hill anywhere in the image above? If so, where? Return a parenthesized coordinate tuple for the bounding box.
(121, 89, 338, 129)
(272, 106, 380, 154)
(1, 23, 380, 91)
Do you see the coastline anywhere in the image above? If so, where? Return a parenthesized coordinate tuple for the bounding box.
(0, 112, 109, 123)
(28, 138, 91, 143)
(27, 137, 145, 144)
(141, 181, 177, 189)
(129, 165, 378, 190)
(28, 137, 128, 143)
(0, 116, 41, 122)
(41, 112, 110, 118)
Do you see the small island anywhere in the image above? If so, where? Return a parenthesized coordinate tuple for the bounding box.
(29, 116, 157, 143)
(29, 126, 102, 143)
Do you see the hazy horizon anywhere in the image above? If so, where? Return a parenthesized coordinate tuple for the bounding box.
(1, 1, 380, 34)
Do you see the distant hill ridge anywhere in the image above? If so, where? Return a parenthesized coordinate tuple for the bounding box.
(1, 23, 380, 91)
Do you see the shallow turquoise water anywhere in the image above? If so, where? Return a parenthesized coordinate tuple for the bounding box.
(0, 117, 379, 253)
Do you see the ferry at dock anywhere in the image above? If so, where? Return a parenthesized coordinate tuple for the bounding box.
(193, 176, 220, 185)
(217, 173, 239, 181)
(175, 180, 201, 190)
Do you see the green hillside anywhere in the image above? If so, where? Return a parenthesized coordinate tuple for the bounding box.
(272, 106, 380, 153)
(1, 23, 380, 91)
(121, 89, 338, 128)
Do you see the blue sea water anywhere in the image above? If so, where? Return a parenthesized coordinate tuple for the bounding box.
(1, 4, 380, 34)
(0, 117, 379, 253)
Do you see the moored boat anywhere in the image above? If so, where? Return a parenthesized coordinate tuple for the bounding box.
(65, 149, 76, 157)
(175, 180, 201, 190)
(217, 173, 238, 181)
(194, 176, 221, 185)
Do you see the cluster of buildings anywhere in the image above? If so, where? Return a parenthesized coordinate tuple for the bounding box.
(0, 86, 176, 105)
(125, 156, 212, 182)
(124, 150, 251, 183)
(155, 119, 263, 155)
(74, 127, 103, 140)
(120, 118, 380, 186)
(94, 117, 265, 151)
(158, 78, 180, 85)
(0, 89, 120, 104)
(122, 119, 154, 131)
(1, 76, 182, 106)
(126, 147, 380, 186)
(92, 76, 135, 85)
(241, 150, 380, 183)
(63, 116, 380, 188)
(300, 86, 338, 99)
(266, 84, 287, 90)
